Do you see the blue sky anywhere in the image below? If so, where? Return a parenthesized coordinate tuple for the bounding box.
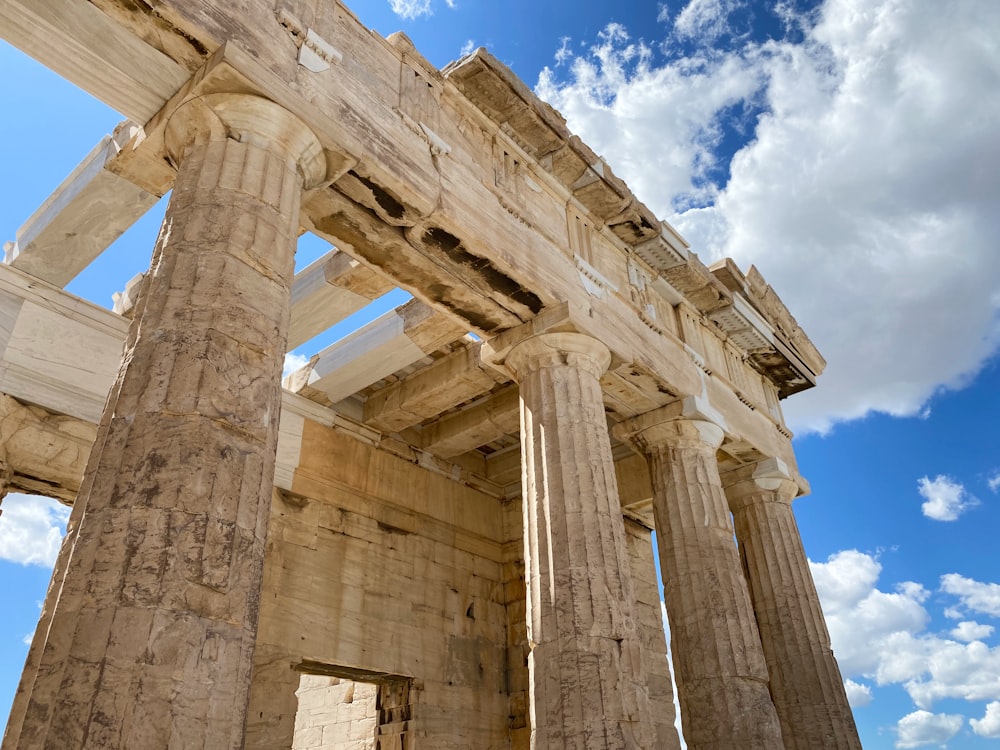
(1, 1, 999, 747)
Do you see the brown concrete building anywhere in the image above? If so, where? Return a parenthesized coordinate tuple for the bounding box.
(0, 2, 860, 747)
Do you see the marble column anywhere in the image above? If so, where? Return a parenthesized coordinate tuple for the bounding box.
(3, 484, 81, 750)
(723, 459, 862, 750)
(505, 331, 650, 750)
(614, 410, 783, 750)
(622, 518, 682, 750)
(6, 93, 325, 750)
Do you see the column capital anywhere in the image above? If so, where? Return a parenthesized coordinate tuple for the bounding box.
(613, 403, 724, 454)
(721, 457, 800, 511)
(504, 331, 611, 381)
(165, 92, 327, 189)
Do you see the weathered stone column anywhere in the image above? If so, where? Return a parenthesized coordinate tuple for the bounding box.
(614, 409, 783, 750)
(723, 459, 862, 750)
(6, 93, 325, 750)
(505, 331, 650, 749)
(622, 518, 682, 750)
(3, 493, 82, 750)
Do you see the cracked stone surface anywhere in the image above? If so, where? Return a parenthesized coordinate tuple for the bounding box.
(507, 332, 651, 750)
(615, 414, 784, 750)
(6, 95, 321, 750)
(725, 463, 862, 750)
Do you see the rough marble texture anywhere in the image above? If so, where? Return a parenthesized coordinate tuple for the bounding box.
(726, 469, 862, 750)
(508, 332, 651, 749)
(627, 417, 784, 750)
(6, 97, 313, 750)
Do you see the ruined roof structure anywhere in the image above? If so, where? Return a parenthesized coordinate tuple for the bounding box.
(0, 2, 861, 748)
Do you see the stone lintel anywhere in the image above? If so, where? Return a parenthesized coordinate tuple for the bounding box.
(417, 385, 520, 458)
(0, 394, 96, 503)
(288, 247, 395, 350)
(363, 341, 505, 434)
(0, 264, 129, 424)
(6, 127, 159, 288)
(283, 301, 465, 407)
(0, 0, 188, 125)
(105, 43, 361, 199)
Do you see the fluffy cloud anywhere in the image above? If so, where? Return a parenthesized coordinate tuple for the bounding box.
(535, 0, 1000, 434)
(971, 701, 1000, 738)
(810, 550, 1000, 714)
(810, 550, 929, 677)
(283, 352, 310, 377)
(917, 475, 978, 521)
(844, 679, 873, 708)
(940, 574, 1000, 618)
(537, 24, 766, 213)
(951, 621, 995, 643)
(0, 494, 70, 567)
(674, 0, 745, 41)
(387, 0, 431, 20)
(989, 473, 1000, 493)
(901, 635, 1000, 708)
(895, 710, 963, 748)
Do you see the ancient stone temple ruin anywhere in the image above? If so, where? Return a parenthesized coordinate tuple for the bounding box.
(0, 1, 861, 748)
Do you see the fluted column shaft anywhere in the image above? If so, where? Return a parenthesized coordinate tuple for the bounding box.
(615, 414, 783, 750)
(724, 462, 862, 750)
(622, 518, 682, 750)
(3, 484, 81, 749)
(6, 94, 325, 750)
(506, 332, 650, 750)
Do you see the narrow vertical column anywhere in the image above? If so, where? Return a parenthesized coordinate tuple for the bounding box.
(3, 492, 83, 750)
(6, 93, 326, 750)
(614, 410, 783, 750)
(723, 460, 862, 750)
(505, 331, 650, 750)
(622, 518, 682, 750)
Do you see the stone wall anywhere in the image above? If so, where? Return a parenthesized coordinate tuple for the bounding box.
(246, 419, 511, 749)
(292, 676, 377, 750)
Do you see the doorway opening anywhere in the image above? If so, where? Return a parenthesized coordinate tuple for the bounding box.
(291, 661, 412, 750)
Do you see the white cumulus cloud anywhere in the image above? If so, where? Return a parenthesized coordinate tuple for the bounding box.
(971, 701, 1000, 738)
(283, 352, 311, 377)
(810, 550, 1000, 713)
(901, 636, 1000, 708)
(810, 550, 929, 678)
(0, 494, 70, 567)
(941, 574, 1000, 619)
(951, 621, 995, 643)
(895, 710, 963, 748)
(989, 472, 1000, 493)
(535, 0, 1000, 434)
(388, 0, 431, 20)
(844, 679, 873, 708)
(674, 0, 745, 41)
(918, 475, 978, 522)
